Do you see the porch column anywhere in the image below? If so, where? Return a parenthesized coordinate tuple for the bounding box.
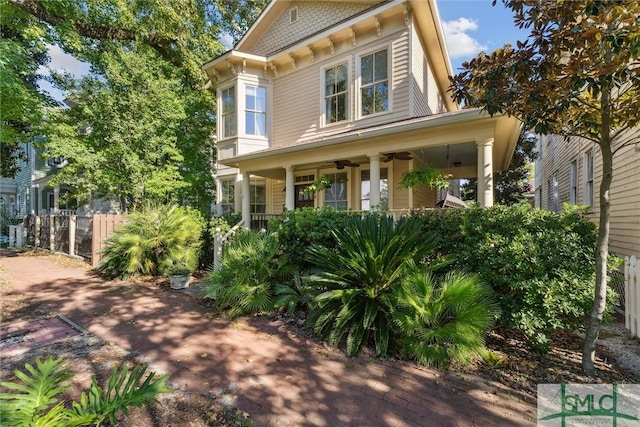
(368, 155, 381, 209)
(476, 138, 494, 208)
(31, 184, 38, 214)
(241, 171, 251, 228)
(53, 185, 60, 213)
(285, 166, 295, 211)
(215, 177, 223, 216)
(234, 172, 243, 214)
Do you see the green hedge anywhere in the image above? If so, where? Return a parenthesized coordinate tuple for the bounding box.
(406, 203, 616, 351)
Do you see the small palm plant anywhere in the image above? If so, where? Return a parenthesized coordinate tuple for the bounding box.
(0, 356, 170, 426)
(98, 203, 203, 278)
(392, 271, 499, 369)
(305, 214, 440, 357)
(203, 230, 294, 318)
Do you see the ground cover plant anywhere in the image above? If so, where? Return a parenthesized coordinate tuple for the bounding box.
(0, 356, 170, 426)
(98, 203, 204, 278)
(407, 203, 618, 352)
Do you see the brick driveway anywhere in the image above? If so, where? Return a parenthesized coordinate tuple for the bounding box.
(0, 249, 537, 426)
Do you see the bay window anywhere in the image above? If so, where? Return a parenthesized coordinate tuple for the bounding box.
(245, 86, 266, 136)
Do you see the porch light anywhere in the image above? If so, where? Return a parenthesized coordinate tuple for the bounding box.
(453, 161, 462, 168)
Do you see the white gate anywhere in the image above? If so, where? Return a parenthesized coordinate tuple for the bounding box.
(625, 255, 639, 338)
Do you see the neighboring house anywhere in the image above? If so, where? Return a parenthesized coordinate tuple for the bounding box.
(534, 131, 640, 258)
(203, 0, 521, 227)
(0, 142, 75, 217)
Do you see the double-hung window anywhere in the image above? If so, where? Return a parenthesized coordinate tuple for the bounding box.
(221, 179, 235, 214)
(324, 173, 348, 209)
(221, 86, 236, 139)
(250, 181, 266, 213)
(324, 63, 348, 124)
(360, 49, 388, 116)
(585, 150, 594, 207)
(245, 86, 266, 137)
(569, 160, 578, 204)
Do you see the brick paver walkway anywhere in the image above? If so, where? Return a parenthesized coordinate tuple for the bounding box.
(0, 250, 537, 426)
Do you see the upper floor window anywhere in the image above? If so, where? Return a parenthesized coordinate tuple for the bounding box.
(360, 49, 388, 116)
(324, 63, 348, 124)
(569, 160, 578, 204)
(221, 86, 236, 139)
(584, 150, 594, 207)
(245, 86, 266, 137)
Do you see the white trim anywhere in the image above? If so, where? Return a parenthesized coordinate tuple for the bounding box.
(218, 83, 237, 141)
(290, 5, 298, 24)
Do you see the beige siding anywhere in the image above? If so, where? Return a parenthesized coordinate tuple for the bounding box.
(409, 23, 438, 117)
(251, 1, 383, 56)
(271, 179, 286, 215)
(272, 26, 411, 148)
(537, 129, 640, 258)
(392, 160, 410, 209)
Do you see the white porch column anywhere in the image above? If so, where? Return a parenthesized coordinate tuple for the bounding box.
(31, 184, 38, 214)
(241, 171, 251, 228)
(215, 177, 223, 216)
(476, 138, 494, 208)
(234, 172, 243, 214)
(369, 155, 381, 209)
(285, 166, 295, 211)
(53, 185, 60, 213)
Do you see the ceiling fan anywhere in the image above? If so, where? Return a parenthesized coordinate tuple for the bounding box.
(383, 151, 412, 162)
(334, 159, 360, 169)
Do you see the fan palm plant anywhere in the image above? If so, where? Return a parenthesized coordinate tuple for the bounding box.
(305, 214, 440, 357)
(98, 203, 203, 278)
(203, 230, 294, 318)
(393, 271, 499, 369)
(0, 356, 170, 426)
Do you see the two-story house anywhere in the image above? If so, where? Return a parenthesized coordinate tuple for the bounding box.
(203, 0, 521, 227)
(535, 130, 640, 259)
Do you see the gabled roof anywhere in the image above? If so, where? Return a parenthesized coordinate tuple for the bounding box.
(203, 0, 457, 111)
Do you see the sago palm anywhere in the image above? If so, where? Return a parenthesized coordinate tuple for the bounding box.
(393, 271, 499, 369)
(203, 230, 294, 318)
(305, 214, 439, 357)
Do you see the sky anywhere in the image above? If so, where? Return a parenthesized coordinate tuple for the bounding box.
(38, 0, 529, 100)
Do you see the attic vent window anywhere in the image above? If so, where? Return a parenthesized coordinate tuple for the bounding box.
(290, 6, 298, 23)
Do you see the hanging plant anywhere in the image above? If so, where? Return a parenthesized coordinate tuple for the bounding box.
(301, 175, 334, 194)
(398, 165, 451, 190)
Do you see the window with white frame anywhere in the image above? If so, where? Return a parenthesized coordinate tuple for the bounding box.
(290, 6, 298, 23)
(250, 181, 266, 213)
(360, 48, 388, 116)
(221, 179, 235, 214)
(324, 62, 348, 124)
(361, 169, 388, 210)
(221, 86, 236, 138)
(585, 150, 594, 207)
(547, 172, 558, 212)
(245, 86, 266, 137)
(569, 160, 578, 204)
(324, 172, 348, 209)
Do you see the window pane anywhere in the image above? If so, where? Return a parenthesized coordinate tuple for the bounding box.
(374, 50, 387, 81)
(256, 113, 266, 136)
(361, 87, 374, 116)
(376, 82, 389, 112)
(325, 68, 336, 96)
(361, 54, 374, 85)
(257, 87, 266, 111)
(336, 93, 346, 121)
(336, 64, 347, 92)
(246, 86, 256, 110)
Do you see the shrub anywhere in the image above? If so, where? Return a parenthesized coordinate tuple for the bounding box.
(209, 213, 242, 237)
(202, 231, 294, 318)
(407, 202, 617, 351)
(269, 207, 355, 270)
(98, 203, 204, 278)
(392, 272, 499, 369)
(305, 214, 439, 357)
(0, 356, 170, 426)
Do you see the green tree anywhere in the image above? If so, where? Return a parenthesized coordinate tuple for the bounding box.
(461, 131, 537, 204)
(449, 0, 640, 374)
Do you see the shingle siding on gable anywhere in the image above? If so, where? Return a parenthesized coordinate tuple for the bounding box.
(251, 1, 384, 56)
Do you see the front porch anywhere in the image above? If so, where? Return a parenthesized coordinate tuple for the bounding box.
(215, 109, 521, 226)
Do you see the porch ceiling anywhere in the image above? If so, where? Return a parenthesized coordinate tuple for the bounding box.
(221, 109, 521, 179)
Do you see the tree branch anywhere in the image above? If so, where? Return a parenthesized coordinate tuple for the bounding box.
(8, 0, 180, 65)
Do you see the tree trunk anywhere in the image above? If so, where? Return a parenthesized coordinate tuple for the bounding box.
(582, 104, 614, 375)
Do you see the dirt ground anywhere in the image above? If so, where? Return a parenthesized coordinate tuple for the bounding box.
(2, 250, 640, 426)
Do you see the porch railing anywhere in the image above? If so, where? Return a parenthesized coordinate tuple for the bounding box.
(213, 219, 245, 270)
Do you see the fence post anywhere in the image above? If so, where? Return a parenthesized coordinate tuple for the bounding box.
(9, 225, 15, 247)
(49, 215, 55, 252)
(69, 215, 76, 257)
(34, 215, 41, 247)
(213, 228, 222, 270)
(15, 225, 23, 247)
(632, 255, 638, 338)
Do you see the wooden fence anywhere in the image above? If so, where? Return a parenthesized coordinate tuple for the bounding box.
(625, 255, 639, 338)
(91, 214, 127, 267)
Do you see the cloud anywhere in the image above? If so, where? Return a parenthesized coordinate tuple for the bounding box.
(40, 44, 91, 77)
(220, 32, 235, 50)
(442, 18, 488, 59)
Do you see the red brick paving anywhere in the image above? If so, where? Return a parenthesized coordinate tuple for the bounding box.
(0, 249, 537, 426)
(0, 317, 81, 357)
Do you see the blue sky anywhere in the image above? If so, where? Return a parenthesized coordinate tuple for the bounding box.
(39, 1, 529, 100)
